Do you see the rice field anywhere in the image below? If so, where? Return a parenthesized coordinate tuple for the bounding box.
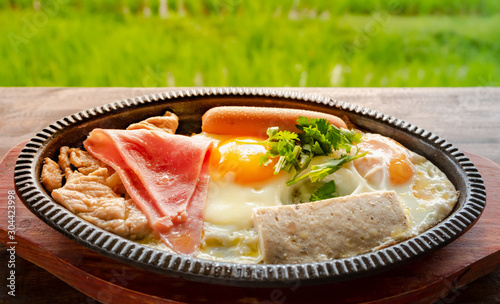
(1, 0, 499, 87)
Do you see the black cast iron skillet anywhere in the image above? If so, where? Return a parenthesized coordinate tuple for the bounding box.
(14, 88, 486, 287)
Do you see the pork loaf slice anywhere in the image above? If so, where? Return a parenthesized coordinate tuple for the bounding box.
(253, 190, 410, 264)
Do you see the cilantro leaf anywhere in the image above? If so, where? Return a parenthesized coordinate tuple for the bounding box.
(286, 152, 367, 185)
(259, 115, 367, 201)
(310, 180, 336, 202)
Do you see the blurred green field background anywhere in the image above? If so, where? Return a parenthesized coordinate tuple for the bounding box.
(1, 0, 499, 87)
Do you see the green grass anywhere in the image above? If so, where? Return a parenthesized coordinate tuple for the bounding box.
(5, 0, 500, 16)
(1, 1, 499, 87)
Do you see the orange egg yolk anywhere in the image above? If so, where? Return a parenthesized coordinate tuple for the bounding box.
(388, 153, 414, 185)
(209, 137, 279, 185)
(355, 135, 414, 185)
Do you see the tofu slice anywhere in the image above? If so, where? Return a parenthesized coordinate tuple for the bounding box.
(253, 190, 410, 264)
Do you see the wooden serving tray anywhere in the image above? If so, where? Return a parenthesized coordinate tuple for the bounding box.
(1, 143, 499, 304)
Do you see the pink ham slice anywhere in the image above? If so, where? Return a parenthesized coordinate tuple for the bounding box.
(83, 128, 213, 254)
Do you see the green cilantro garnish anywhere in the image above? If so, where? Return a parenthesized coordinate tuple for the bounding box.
(259, 116, 367, 202)
(287, 154, 364, 185)
(310, 180, 336, 202)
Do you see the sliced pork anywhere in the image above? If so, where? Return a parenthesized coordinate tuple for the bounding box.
(42, 146, 152, 240)
(41, 158, 62, 193)
(127, 111, 179, 133)
(52, 168, 151, 240)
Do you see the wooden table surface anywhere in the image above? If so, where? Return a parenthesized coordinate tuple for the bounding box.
(1, 87, 499, 303)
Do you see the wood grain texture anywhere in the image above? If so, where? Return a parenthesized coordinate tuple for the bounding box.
(1, 141, 500, 303)
(1, 87, 500, 303)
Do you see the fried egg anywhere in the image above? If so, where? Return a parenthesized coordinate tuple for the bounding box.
(194, 134, 293, 262)
(204, 136, 289, 230)
(195, 132, 458, 263)
(288, 133, 459, 237)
